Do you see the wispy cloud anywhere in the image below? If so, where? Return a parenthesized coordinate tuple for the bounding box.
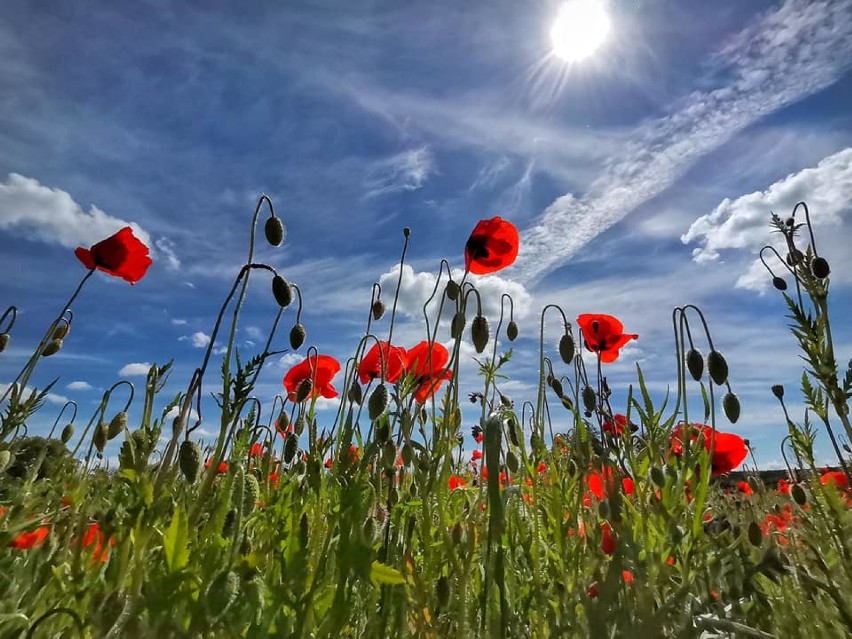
(66, 380, 93, 391)
(513, 0, 852, 283)
(364, 146, 435, 198)
(179, 331, 211, 348)
(118, 362, 152, 377)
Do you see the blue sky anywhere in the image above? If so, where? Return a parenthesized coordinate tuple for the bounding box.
(1, 0, 851, 469)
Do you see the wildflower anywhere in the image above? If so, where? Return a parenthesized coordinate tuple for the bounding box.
(250, 443, 265, 458)
(464, 216, 519, 275)
(622, 570, 634, 585)
(602, 413, 628, 436)
(283, 354, 341, 402)
(404, 341, 453, 403)
(472, 449, 483, 461)
(736, 481, 753, 496)
(537, 461, 547, 474)
(776, 479, 792, 495)
(9, 526, 49, 550)
(576, 314, 638, 363)
(471, 424, 484, 444)
(74, 227, 152, 284)
(357, 342, 407, 385)
(669, 423, 747, 476)
(587, 581, 599, 599)
(204, 458, 229, 474)
(600, 522, 617, 555)
(820, 470, 849, 489)
(81, 522, 114, 564)
(586, 467, 634, 501)
(448, 475, 466, 490)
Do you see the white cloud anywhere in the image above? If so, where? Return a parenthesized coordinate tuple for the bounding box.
(179, 331, 211, 348)
(164, 406, 201, 424)
(119, 362, 152, 377)
(66, 381, 93, 391)
(154, 237, 181, 270)
(0, 383, 69, 406)
(278, 352, 304, 368)
(171, 318, 188, 326)
(513, 0, 852, 283)
(364, 146, 435, 198)
(682, 147, 852, 290)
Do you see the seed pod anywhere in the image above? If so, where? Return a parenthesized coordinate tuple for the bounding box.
(0, 449, 10, 472)
(42, 338, 63, 357)
(771, 384, 784, 400)
(506, 450, 519, 473)
(283, 434, 299, 463)
(450, 311, 466, 339)
(371, 299, 385, 320)
(707, 350, 728, 385)
(811, 256, 830, 279)
(0, 332, 9, 352)
(792, 484, 807, 506)
(550, 377, 565, 399)
(60, 423, 75, 444)
(748, 521, 763, 547)
(243, 474, 260, 516)
(107, 412, 128, 440)
(786, 249, 804, 266)
(264, 215, 285, 246)
(206, 570, 239, 615)
(471, 315, 489, 353)
(179, 440, 201, 483)
(722, 392, 740, 423)
(650, 466, 666, 488)
(368, 384, 389, 420)
(93, 421, 108, 454)
(582, 386, 596, 413)
(558, 333, 575, 365)
(445, 280, 460, 301)
(295, 378, 313, 403)
(272, 275, 293, 308)
(772, 277, 787, 291)
(685, 348, 704, 382)
(506, 321, 518, 342)
(436, 576, 450, 608)
(289, 323, 306, 350)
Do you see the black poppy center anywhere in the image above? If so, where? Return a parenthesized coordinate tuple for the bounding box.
(466, 235, 490, 260)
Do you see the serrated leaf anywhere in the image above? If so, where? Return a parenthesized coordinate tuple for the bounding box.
(163, 505, 189, 573)
(370, 560, 406, 585)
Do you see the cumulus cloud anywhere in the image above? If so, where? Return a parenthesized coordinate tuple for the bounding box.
(66, 381, 93, 391)
(682, 147, 852, 290)
(278, 353, 304, 368)
(118, 362, 152, 377)
(170, 318, 188, 326)
(179, 331, 211, 348)
(364, 146, 434, 198)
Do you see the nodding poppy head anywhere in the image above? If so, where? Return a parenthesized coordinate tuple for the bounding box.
(404, 341, 453, 403)
(670, 423, 747, 476)
(820, 471, 849, 489)
(75, 227, 152, 284)
(357, 341, 406, 385)
(448, 475, 466, 490)
(283, 354, 341, 402)
(602, 413, 629, 436)
(464, 217, 519, 275)
(576, 314, 638, 363)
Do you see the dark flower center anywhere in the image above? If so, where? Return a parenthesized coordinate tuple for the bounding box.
(466, 235, 490, 260)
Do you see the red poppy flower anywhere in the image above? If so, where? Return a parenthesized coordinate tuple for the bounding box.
(586, 467, 634, 501)
(283, 354, 341, 402)
(448, 475, 466, 490)
(75, 227, 152, 284)
(576, 314, 638, 364)
(587, 581, 599, 599)
(776, 479, 792, 495)
(603, 414, 628, 436)
(670, 423, 747, 476)
(204, 458, 229, 474)
(404, 341, 453, 403)
(736, 481, 753, 496)
(250, 443, 265, 458)
(357, 342, 407, 385)
(820, 471, 849, 489)
(464, 217, 520, 275)
(537, 461, 547, 474)
(472, 449, 483, 461)
(9, 526, 49, 550)
(81, 522, 114, 563)
(600, 522, 617, 555)
(622, 570, 634, 585)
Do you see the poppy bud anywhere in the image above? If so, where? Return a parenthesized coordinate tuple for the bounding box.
(685, 348, 704, 381)
(243, 474, 260, 516)
(450, 311, 466, 339)
(52, 321, 71, 340)
(264, 215, 285, 247)
(748, 476, 760, 495)
(506, 450, 519, 473)
(222, 508, 237, 538)
(436, 576, 450, 608)
(792, 484, 807, 506)
(381, 441, 396, 470)
(582, 386, 596, 413)
(561, 396, 573, 411)
(368, 384, 389, 420)
(771, 277, 787, 291)
(650, 466, 666, 488)
(0, 332, 8, 352)
(445, 280, 460, 301)
(785, 217, 794, 227)
(0, 449, 10, 472)
(107, 412, 127, 440)
(558, 333, 575, 365)
(747, 521, 762, 547)
(771, 384, 784, 399)
(550, 377, 565, 399)
(786, 249, 804, 266)
(93, 421, 108, 454)
(597, 499, 610, 520)
(348, 380, 363, 405)
(289, 323, 306, 350)
(42, 338, 63, 357)
(811, 256, 830, 279)
(471, 315, 489, 353)
(506, 321, 518, 341)
(707, 350, 728, 385)
(60, 423, 74, 444)
(179, 440, 201, 483)
(508, 418, 520, 447)
(401, 443, 413, 466)
(295, 378, 313, 403)
(722, 392, 740, 424)
(206, 570, 239, 615)
(283, 434, 298, 463)
(371, 299, 385, 320)
(272, 275, 293, 308)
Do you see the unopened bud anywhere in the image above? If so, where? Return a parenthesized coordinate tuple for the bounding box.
(582, 386, 596, 413)
(549, 377, 564, 399)
(450, 311, 466, 339)
(471, 315, 489, 353)
(772, 277, 787, 291)
(42, 338, 63, 357)
(506, 321, 518, 341)
(60, 423, 74, 444)
(289, 323, 306, 350)
(558, 333, 575, 365)
(295, 378, 313, 403)
(272, 275, 293, 308)
(707, 350, 729, 386)
(179, 440, 201, 483)
(722, 392, 740, 424)
(686, 348, 704, 381)
(368, 384, 390, 420)
(52, 322, 70, 340)
(284, 434, 298, 463)
(771, 384, 784, 400)
(0, 333, 8, 353)
(264, 215, 285, 247)
(506, 450, 519, 473)
(0, 449, 10, 472)
(371, 299, 385, 320)
(348, 380, 363, 405)
(811, 256, 830, 279)
(445, 280, 460, 301)
(792, 484, 807, 506)
(107, 411, 128, 439)
(748, 521, 763, 547)
(786, 249, 804, 267)
(93, 421, 108, 454)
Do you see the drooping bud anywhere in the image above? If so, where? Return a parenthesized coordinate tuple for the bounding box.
(771, 277, 787, 291)
(368, 384, 390, 420)
(42, 338, 63, 357)
(436, 576, 450, 608)
(242, 474, 260, 515)
(506, 321, 518, 341)
(747, 521, 763, 547)
(558, 333, 575, 365)
(445, 280, 460, 301)
(450, 311, 466, 339)
(786, 249, 804, 267)
(382, 441, 396, 470)
(792, 484, 807, 506)
(722, 392, 740, 424)
(371, 299, 385, 320)
(0, 333, 8, 352)
(0, 449, 10, 472)
(179, 440, 201, 483)
(348, 380, 363, 405)
(582, 386, 596, 413)
(264, 215, 285, 247)
(685, 348, 704, 381)
(222, 508, 237, 538)
(52, 322, 70, 341)
(771, 384, 784, 400)
(650, 466, 666, 488)
(283, 434, 298, 463)
(206, 570, 239, 615)
(706, 350, 729, 386)
(107, 412, 128, 440)
(549, 377, 564, 399)
(60, 423, 74, 444)
(289, 323, 306, 350)
(272, 275, 293, 308)
(295, 378, 313, 403)
(811, 256, 830, 279)
(506, 450, 519, 473)
(93, 421, 108, 454)
(471, 315, 489, 353)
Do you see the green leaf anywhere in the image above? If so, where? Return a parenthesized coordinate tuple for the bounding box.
(370, 561, 406, 586)
(163, 504, 189, 573)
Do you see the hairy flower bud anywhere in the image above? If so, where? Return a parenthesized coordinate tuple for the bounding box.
(206, 570, 239, 615)
(272, 275, 293, 308)
(792, 483, 807, 506)
(295, 378, 313, 403)
(771, 277, 787, 291)
(445, 280, 460, 301)
(264, 215, 285, 247)
(93, 421, 108, 454)
(582, 386, 596, 414)
(107, 411, 128, 440)
(371, 299, 385, 321)
(549, 376, 564, 399)
(60, 423, 75, 444)
(289, 323, 306, 350)
(450, 311, 466, 339)
(42, 338, 63, 357)
(242, 474, 260, 516)
(0, 332, 9, 352)
(284, 434, 299, 463)
(811, 256, 830, 279)
(685, 348, 704, 381)
(747, 521, 762, 547)
(506, 321, 518, 342)
(707, 350, 729, 386)
(771, 384, 784, 400)
(471, 315, 489, 353)
(558, 333, 575, 365)
(348, 380, 363, 405)
(368, 384, 390, 420)
(52, 322, 70, 341)
(722, 392, 740, 424)
(179, 440, 201, 483)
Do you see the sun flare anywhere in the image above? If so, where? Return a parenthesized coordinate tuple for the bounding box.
(550, 0, 611, 62)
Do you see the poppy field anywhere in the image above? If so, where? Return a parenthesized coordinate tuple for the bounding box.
(0, 198, 851, 638)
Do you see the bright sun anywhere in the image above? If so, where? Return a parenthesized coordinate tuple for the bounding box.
(550, 0, 611, 63)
